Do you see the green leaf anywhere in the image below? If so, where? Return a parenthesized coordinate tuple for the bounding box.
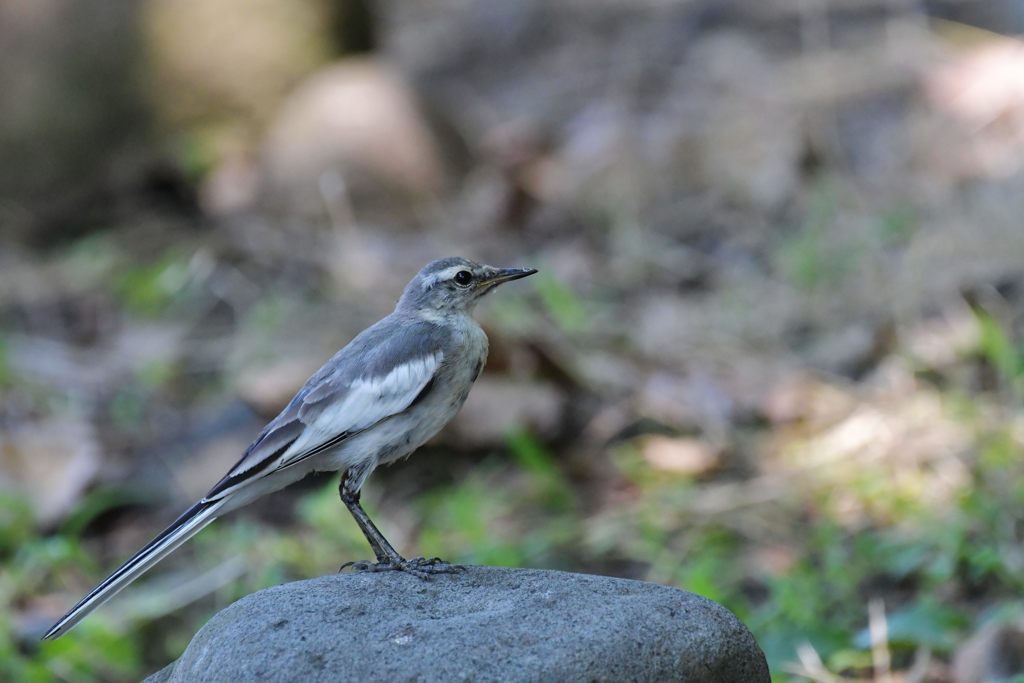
(853, 600, 966, 651)
(0, 493, 34, 556)
(877, 205, 917, 245)
(59, 486, 156, 537)
(976, 311, 1022, 385)
(505, 428, 572, 509)
(0, 336, 12, 386)
(534, 274, 587, 334)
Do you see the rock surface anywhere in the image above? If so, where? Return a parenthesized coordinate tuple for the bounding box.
(145, 566, 769, 683)
(260, 58, 445, 211)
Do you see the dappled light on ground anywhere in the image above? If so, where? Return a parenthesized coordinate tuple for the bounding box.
(3, 1, 1024, 681)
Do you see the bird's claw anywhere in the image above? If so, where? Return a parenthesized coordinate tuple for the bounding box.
(404, 556, 466, 577)
(339, 556, 465, 578)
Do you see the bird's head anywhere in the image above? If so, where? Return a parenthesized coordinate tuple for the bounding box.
(397, 257, 537, 315)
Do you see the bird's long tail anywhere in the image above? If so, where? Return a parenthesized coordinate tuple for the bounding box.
(42, 498, 225, 640)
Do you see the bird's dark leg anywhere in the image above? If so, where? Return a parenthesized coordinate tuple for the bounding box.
(337, 469, 463, 578)
(338, 472, 402, 564)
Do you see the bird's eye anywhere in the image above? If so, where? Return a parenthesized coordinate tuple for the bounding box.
(453, 270, 473, 287)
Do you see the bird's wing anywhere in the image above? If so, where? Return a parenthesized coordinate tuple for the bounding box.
(42, 317, 447, 640)
(204, 320, 445, 501)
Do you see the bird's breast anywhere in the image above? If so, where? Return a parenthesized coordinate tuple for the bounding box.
(347, 315, 488, 469)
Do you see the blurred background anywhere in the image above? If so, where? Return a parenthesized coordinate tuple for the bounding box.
(3, 0, 1024, 680)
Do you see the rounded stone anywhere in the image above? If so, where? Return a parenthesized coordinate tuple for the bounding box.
(146, 566, 769, 682)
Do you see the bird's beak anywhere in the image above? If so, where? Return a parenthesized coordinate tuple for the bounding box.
(482, 267, 538, 286)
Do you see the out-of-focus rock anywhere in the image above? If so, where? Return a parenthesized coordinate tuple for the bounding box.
(198, 152, 262, 216)
(924, 38, 1024, 181)
(449, 377, 564, 447)
(0, 418, 100, 526)
(260, 58, 445, 214)
(142, 0, 337, 129)
(954, 616, 1024, 683)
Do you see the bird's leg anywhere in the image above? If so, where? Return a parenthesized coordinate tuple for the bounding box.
(338, 473, 402, 565)
(337, 470, 464, 578)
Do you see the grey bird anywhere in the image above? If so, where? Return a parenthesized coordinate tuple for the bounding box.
(43, 256, 537, 640)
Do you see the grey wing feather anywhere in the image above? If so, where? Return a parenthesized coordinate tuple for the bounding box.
(42, 315, 451, 640)
(204, 316, 448, 500)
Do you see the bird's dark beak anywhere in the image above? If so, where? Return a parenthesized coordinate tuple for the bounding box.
(483, 267, 538, 286)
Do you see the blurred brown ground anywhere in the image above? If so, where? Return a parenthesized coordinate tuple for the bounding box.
(4, 1, 1024, 681)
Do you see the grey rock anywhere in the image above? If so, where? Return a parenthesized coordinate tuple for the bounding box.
(145, 566, 769, 683)
(260, 58, 445, 215)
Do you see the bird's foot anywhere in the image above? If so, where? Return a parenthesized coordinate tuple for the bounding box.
(401, 556, 466, 577)
(339, 556, 464, 579)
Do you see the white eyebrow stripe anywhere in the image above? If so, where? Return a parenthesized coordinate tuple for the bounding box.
(420, 266, 467, 290)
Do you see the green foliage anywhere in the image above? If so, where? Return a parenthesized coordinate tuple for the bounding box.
(505, 428, 573, 509)
(776, 178, 850, 291)
(33, 626, 140, 683)
(0, 493, 34, 555)
(11, 372, 1024, 682)
(534, 273, 588, 334)
(588, 408, 1024, 679)
(417, 434, 579, 569)
(487, 293, 537, 335)
(975, 310, 1024, 395)
(136, 359, 178, 392)
(113, 251, 192, 317)
(419, 469, 529, 567)
(58, 487, 155, 538)
(876, 204, 918, 246)
(853, 600, 965, 651)
(668, 528, 740, 606)
(0, 335, 13, 387)
(107, 388, 147, 428)
(172, 131, 220, 184)
(60, 233, 125, 286)
(1, 492, 139, 682)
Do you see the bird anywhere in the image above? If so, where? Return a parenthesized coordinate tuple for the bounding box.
(43, 256, 537, 640)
